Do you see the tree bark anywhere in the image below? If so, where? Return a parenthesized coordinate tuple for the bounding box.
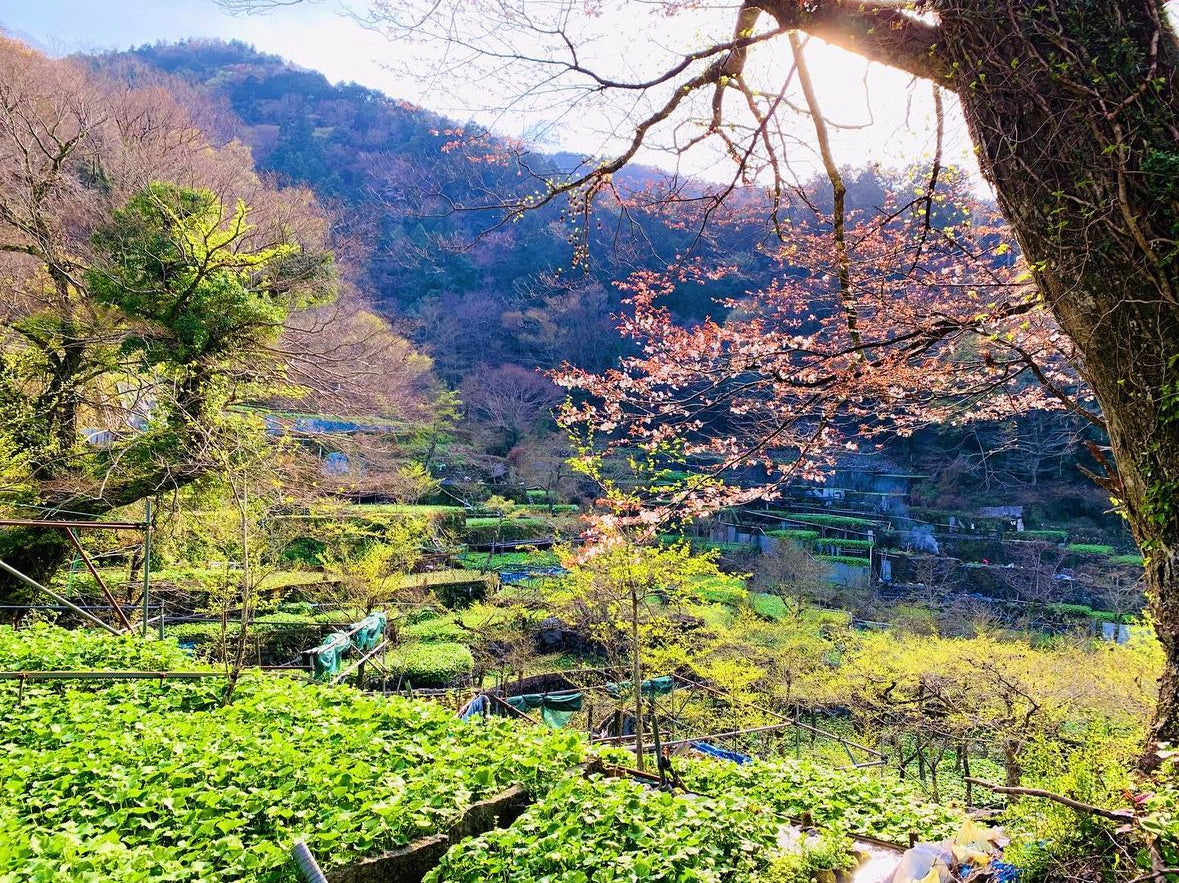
(762, 0, 1179, 769)
(928, 0, 1179, 765)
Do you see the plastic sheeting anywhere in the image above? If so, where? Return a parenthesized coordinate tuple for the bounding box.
(505, 691, 584, 727)
(311, 631, 352, 679)
(309, 612, 388, 680)
(605, 676, 675, 699)
(458, 694, 490, 721)
(690, 741, 752, 764)
(352, 612, 387, 652)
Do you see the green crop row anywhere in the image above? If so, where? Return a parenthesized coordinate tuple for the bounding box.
(426, 774, 781, 883)
(0, 626, 583, 883)
(676, 756, 963, 844)
(456, 550, 561, 571)
(1046, 603, 1127, 624)
(766, 529, 821, 541)
(0, 623, 193, 672)
(764, 512, 879, 530)
(1015, 529, 1068, 543)
(813, 538, 874, 552)
(1109, 553, 1145, 567)
(817, 555, 871, 567)
(1066, 543, 1116, 556)
(428, 755, 965, 882)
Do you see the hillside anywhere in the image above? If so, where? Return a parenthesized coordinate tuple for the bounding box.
(88, 40, 787, 385)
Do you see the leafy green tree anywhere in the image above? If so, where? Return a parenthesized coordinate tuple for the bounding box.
(0, 182, 334, 602)
(553, 538, 720, 768)
(89, 183, 331, 371)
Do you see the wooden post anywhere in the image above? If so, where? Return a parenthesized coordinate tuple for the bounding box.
(962, 741, 973, 809)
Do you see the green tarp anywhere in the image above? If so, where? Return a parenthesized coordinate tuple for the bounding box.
(505, 691, 583, 728)
(604, 676, 675, 700)
(311, 631, 352, 679)
(310, 612, 388, 680)
(353, 612, 387, 652)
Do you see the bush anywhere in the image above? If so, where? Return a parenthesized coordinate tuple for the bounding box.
(280, 535, 326, 566)
(1003, 735, 1139, 881)
(276, 600, 315, 617)
(1017, 529, 1068, 543)
(757, 829, 856, 883)
(750, 593, 788, 621)
(401, 616, 466, 644)
(1045, 603, 1124, 624)
(1067, 543, 1116, 556)
(386, 641, 473, 687)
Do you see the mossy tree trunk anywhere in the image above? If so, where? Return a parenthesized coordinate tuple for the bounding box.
(931, 0, 1179, 762)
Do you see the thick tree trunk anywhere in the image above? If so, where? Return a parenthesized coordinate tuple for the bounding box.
(0, 470, 189, 608)
(934, 0, 1179, 762)
(0, 529, 74, 613)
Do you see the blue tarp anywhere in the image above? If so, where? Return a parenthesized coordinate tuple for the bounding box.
(459, 694, 490, 721)
(691, 741, 752, 764)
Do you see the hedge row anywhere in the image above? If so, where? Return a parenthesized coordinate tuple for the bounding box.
(764, 512, 879, 530)
(385, 641, 474, 687)
(1013, 529, 1068, 543)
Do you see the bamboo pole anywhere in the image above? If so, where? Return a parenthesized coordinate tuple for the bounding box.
(657, 721, 795, 750)
(0, 519, 145, 530)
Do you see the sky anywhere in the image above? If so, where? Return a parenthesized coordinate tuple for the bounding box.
(0, 0, 981, 184)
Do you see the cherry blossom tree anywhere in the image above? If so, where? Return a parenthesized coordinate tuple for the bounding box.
(223, 0, 1179, 762)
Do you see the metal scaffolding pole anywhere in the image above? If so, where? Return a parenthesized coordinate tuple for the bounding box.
(0, 558, 122, 636)
(142, 500, 152, 638)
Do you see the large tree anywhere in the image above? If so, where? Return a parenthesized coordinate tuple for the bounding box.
(0, 39, 438, 603)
